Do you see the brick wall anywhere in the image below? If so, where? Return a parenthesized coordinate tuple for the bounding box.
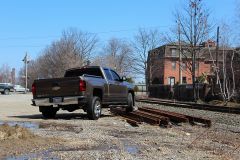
(163, 58, 210, 84)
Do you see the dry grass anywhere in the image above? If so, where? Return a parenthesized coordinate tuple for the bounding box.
(208, 100, 240, 108)
(0, 124, 62, 159)
(0, 124, 36, 140)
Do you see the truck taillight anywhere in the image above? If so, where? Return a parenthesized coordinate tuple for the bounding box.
(79, 80, 86, 91)
(32, 83, 36, 95)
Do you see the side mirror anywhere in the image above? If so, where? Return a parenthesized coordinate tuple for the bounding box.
(121, 76, 127, 81)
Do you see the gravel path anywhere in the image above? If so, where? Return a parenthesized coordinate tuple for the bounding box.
(0, 94, 239, 159)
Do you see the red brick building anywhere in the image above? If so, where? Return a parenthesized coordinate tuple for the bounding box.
(147, 41, 234, 86)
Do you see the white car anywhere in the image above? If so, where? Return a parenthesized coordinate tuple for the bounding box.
(14, 85, 29, 92)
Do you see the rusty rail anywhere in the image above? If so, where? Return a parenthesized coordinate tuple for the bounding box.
(140, 107, 211, 127)
(139, 107, 189, 123)
(111, 107, 164, 126)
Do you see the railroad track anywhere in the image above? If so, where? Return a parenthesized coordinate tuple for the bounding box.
(136, 98, 240, 114)
(110, 107, 211, 128)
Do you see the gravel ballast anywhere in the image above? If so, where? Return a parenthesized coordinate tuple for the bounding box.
(0, 94, 239, 159)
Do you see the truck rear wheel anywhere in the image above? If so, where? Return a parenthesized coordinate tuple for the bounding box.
(87, 96, 102, 120)
(40, 106, 57, 119)
(126, 93, 134, 113)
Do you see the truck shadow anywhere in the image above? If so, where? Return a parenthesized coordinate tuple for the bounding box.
(9, 113, 113, 120)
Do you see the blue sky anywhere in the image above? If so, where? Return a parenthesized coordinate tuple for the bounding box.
(0, 0, 238, 75)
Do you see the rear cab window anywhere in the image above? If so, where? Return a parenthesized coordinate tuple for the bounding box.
(64, 67, 104, 78)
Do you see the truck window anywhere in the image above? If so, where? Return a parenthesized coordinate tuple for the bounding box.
(64, 68, 103, 78)
(104, 69, 113, 80)
(110, 70, 120, 81)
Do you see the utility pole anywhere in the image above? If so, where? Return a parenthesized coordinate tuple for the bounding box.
(192, 1, 197, 102)
(216, 26, 219, 84)
(22, 52, 29, 93)
(178, 19, 182, 84)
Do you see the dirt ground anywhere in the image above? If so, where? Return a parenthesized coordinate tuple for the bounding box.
(0, 93, 239, 160)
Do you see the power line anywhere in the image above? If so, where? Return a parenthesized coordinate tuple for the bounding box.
(0, 36, 60, 41)
(0, 25, 171, 41)
(0, 25, 172, 48)
(93, 25, 170, 35)
(0, 45, 44, 48)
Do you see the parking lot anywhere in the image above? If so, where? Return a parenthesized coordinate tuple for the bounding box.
(0, 93, 239, 159)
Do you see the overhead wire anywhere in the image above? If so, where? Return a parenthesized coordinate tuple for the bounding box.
(0, 25, 172, 48)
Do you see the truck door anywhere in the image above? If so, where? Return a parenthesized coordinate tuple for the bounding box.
(103, 69, 115, 102)
(109, 70, 127, 102)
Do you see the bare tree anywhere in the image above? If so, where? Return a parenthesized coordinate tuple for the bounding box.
(62, 28, 98, 61)
(93, 38, 134, 77)
(19, 28, 98, 89)
(171, 0, 212, 101)
(207, 23, 237, 103)
(132, 28, 163, 85)
(38, 29, 98, 78)
(0, 64, 11, 83)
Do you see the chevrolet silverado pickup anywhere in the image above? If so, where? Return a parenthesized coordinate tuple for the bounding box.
(32, 66, 135, 120)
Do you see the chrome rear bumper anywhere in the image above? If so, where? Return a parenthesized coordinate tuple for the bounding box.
(32, 96, 85, 106)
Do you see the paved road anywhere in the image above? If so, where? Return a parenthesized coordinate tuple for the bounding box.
(0, 93, 39, 121)
(0, 93, 88, 122)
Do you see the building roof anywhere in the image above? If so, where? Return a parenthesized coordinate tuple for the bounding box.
(149, 41, 235, 61)
(199, 47, 234, 61)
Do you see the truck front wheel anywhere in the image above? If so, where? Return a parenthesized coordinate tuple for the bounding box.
(39, 106, 57, 119)
(87, 96, 102, 120)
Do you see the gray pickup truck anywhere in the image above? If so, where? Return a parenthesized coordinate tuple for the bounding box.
(32, 66, 135, 120)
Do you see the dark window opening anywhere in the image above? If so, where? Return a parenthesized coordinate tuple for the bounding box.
(195, 63, 199, 70)
(182, 62, 187, 70)
(171, 49, 177, 57)
(172, 61, 176, 70)
(64, 67, 103, 78)
(182, 77, 187, 83)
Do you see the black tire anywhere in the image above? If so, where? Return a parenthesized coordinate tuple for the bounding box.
(4, 89, 10, 95)
(40, 106, 57, 119)
(126, 93, 134, 113)
(87, 96, 102, 120)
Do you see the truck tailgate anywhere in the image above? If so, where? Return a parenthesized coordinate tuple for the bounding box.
(34, 77, 81, 98)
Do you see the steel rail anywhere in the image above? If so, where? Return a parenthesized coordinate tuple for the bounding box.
(137, 98, 240, 114)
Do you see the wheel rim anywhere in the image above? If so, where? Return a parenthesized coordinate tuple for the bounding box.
(94, 100, 101, 117)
